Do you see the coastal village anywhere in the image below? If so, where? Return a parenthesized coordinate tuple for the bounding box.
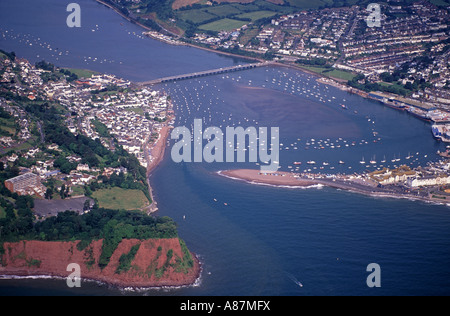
(225, 158, 450, 206)
(1, 0, 450, 296)
(134, 0, 450, 140)
(3, 49, 450, 207)
(0, 53, 173, 213)
(1, 0, 450, 212)
(137, 1, 449, 108)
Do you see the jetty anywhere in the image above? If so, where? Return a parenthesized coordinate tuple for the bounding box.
(139, 61, 274, 86)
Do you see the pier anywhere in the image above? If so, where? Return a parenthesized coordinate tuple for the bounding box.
(139, 61, 274, 86)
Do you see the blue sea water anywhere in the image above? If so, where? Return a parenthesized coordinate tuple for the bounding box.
(1, 0, 450, 296)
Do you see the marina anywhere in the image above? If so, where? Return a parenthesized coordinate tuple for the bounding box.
(161, 64, 446, 177)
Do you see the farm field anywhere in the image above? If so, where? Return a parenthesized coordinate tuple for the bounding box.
(175, 0, 298, 31)
(199, 18, 248, 32)
(300, 66, 357, 82)
(235, 10, 278, 21)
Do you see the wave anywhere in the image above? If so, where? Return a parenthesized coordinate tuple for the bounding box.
(0, 274, 62, 281)
(216, 171, 324, 190)
(0, 253, 204, 293)
(217, 171, 450, 207)
(0, 273, 110, 289)
(247, 182, 324, 190)
(120, 253, 204, 294)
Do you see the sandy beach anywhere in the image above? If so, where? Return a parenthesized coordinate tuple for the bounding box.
(143, 125, 172, 213)
(146, 125, 171, 176)
(220, 169, 317, 187)
(219, 169, 450, 206)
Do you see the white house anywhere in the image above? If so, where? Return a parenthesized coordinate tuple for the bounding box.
(407, 175, 450, 188)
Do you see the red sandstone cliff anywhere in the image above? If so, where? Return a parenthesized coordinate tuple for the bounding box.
(0, 238, 200, 288)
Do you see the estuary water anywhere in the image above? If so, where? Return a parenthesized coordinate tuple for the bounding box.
(1, 0, 450, 296)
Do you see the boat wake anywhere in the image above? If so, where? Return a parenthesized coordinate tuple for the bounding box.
(217, 171, 324, 190)
(286, 272, 303, 288)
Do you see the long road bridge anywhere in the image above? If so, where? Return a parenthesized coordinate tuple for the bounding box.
(138, 61, 274, 86)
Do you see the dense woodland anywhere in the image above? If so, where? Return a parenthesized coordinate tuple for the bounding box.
(0, 203, 179, 269)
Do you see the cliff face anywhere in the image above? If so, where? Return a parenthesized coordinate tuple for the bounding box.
(0, 238, 200, 288)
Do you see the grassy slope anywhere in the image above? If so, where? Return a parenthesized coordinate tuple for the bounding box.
(92, 187, 151, 211)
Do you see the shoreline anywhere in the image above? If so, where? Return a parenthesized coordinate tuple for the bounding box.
(0, 239, 202, 290)
(94, 0, 445, 123)
(146, 125, 172, 177)
(144, 124, 172, 214)
(219, 169, 450, 207)
(94, 0, 264, 63)
(0, 254, 202, 291)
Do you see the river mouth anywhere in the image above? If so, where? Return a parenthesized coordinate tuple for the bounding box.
(2, 0, 450, 297)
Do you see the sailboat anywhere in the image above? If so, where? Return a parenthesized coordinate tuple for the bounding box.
(370, 156, 377, 165)
(381, 156, 386, 163)
(360, 157, 366, 164)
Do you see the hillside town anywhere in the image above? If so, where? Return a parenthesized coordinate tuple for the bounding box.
(293, 159, 450, 204)
(145, 1, 449, 108)
(1, 0, 450, 205)
(170, 1, 450, 139)
(0, 53, 172, 205)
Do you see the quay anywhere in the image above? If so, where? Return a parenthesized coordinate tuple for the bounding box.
(139, 61, 274, 86)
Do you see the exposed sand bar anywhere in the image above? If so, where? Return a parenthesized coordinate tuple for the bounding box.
(219, 169, 450, 206)
(220, 169, 318, 187)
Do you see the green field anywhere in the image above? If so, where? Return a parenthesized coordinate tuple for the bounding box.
(301, 66, 357, 81)
(236, 10, 278, 21)
(230, 3, 261, 12)
(175, 0, 297, 32)
(286, 0, 332, 9)
(178, 9, 217, 24)
(125, 107, 145, 115)
(430, 0, 450, 7)
(92, 187, 150, 211)
(0, 117, 17, 137)
(322, 69, 357, 81)
(204, 4, 242, 17)
(199, 18, 248, 32)
(63, 68, 98, 79)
